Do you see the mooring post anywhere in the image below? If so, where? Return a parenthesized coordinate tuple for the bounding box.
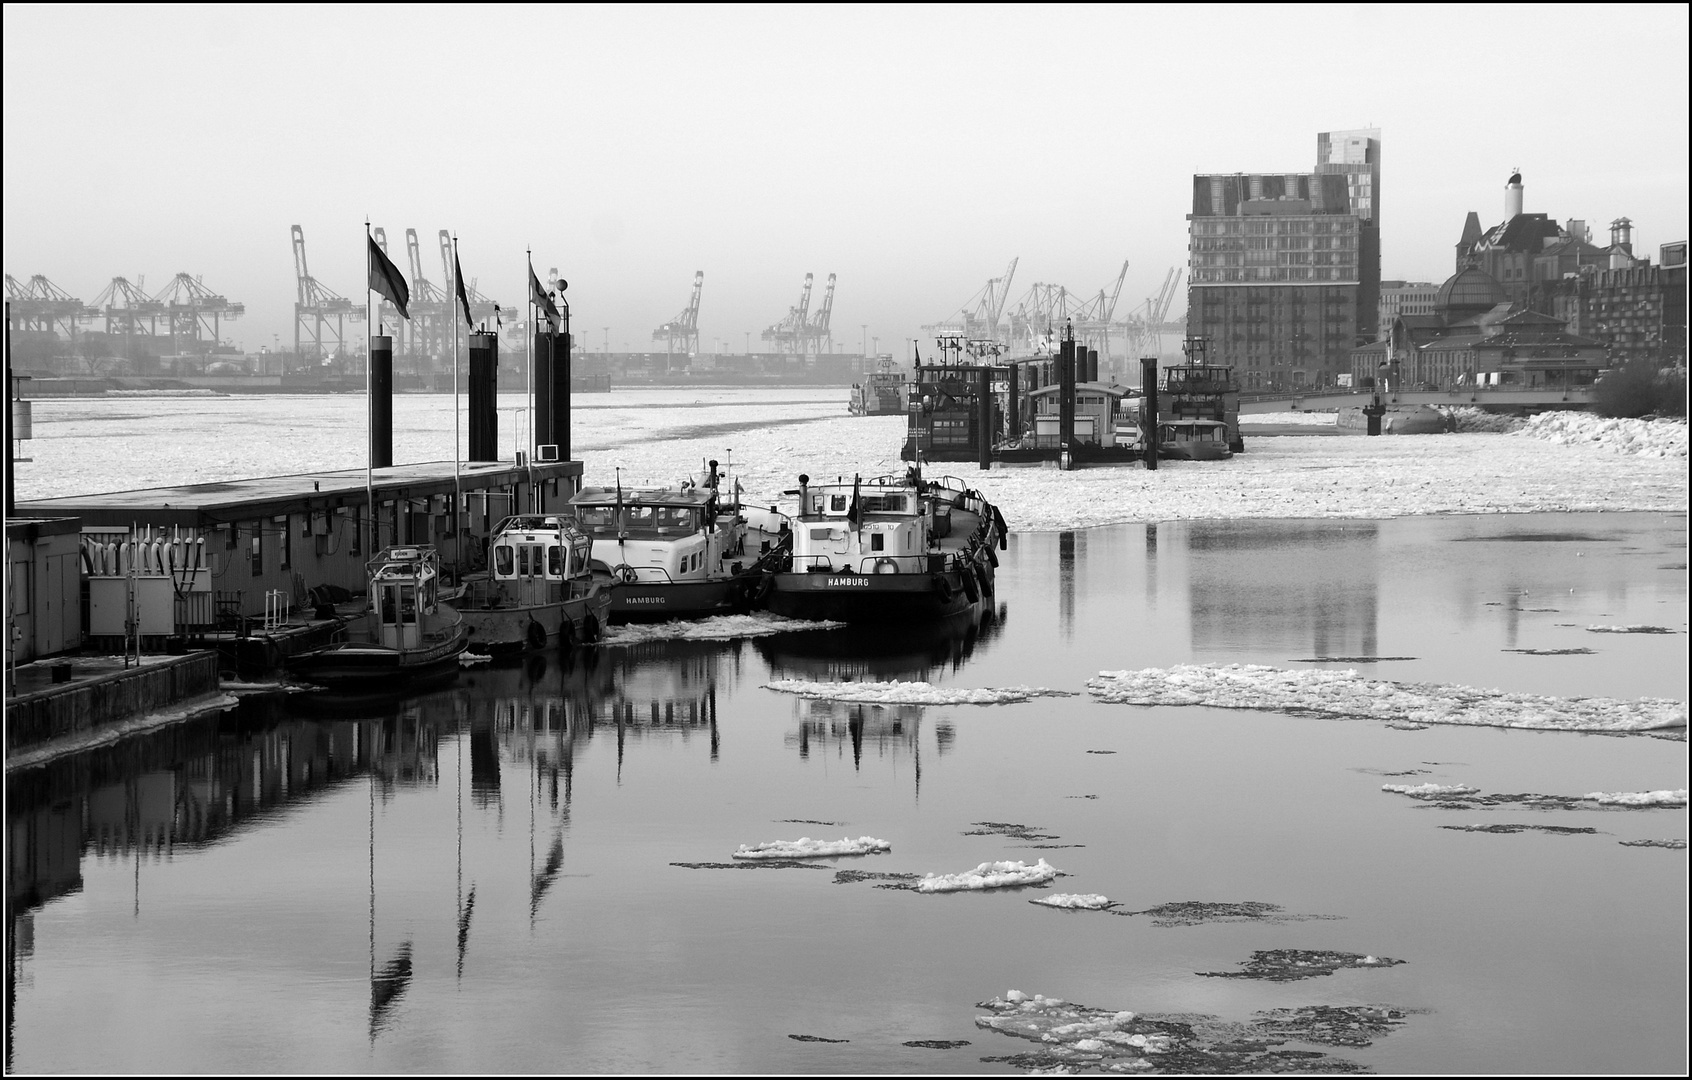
(370, 335, 393, 469)
(1140, 356, 1159, 470)
(1006, 362, 1020, 444)
(977, 366, 992, 470)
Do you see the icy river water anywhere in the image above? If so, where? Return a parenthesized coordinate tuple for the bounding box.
(6, 389, 1688, 1073)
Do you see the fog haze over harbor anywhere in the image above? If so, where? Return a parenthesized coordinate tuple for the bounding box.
(3, 4, 1688, 355)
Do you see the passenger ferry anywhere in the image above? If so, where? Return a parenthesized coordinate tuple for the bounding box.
(290, 545, 468, 689)
(849, 358, 909, 416)
(762, 467, 1006, 624)
(564, 462, 791, 622)
(456, 515, 613, 654)
(1157, 418, 1235, 460)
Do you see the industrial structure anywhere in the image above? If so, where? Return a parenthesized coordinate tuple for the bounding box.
(652, 271, 703, 356)
(4, 274, 87, 340)
(761, 272, 836, 354)
(292, 224, 363, 361)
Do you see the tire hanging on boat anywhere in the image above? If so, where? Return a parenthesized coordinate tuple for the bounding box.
(932, 575, 954, 603)
(959, 567, 980, 604)
(557, 620, 576, 651)
(581, 615, 601, 644)
(527, 621, 547, 651)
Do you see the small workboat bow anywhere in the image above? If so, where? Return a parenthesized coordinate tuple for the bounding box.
(763, 466, 1006, 624)
(457, 515, 613, 655)
(290, 545, 469, 688)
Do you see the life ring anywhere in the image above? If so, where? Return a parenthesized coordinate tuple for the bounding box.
(580, 615, 601, 644)
(872, 557, 899, 575)
(527, 621, 547, 651)
(959, 568, 980, 604)
(932, 574, 954, 603)
(612, 564, 639, 584)
(557, 620, 576, 651)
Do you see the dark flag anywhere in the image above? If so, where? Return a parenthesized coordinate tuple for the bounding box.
(454, 251, 473, 328)
(494, 303, 502, 329)
(847, 473, 862, 527)
(530, 263, 559, 332)
(368, 235, 410, 318)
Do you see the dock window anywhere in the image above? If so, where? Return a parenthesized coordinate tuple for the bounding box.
(250, 525, 263, 576)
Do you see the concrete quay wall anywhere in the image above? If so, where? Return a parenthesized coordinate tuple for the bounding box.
(6, 652, 221, 753)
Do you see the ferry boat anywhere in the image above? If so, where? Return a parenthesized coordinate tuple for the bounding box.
(849, 358, 909, 416)
(290, 545, 468, 689)
(564, 462, 791, 623)
(1157, 418, 1235, 460)
(762, 467, 1006, 624)
(456, 515, 613, 655)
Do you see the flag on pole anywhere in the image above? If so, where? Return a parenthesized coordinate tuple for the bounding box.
(368, 235, 410, 318)
(847, 473, 862, 527)
(529, 263, 559, 332)
(454, 251, 474, 328)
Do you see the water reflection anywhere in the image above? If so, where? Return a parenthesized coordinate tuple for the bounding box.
(756, 602, 1007, 683)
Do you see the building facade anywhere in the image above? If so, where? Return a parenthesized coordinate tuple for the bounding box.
(1456, 173, 1609, 302)
(1187, 129, 1380, 391)
(1377, 280, 1438, 338)
(1545, 251, 1688, 372)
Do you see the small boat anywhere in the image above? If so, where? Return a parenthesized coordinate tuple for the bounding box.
(762, 467, 1006, 624)
(1157, 418, 1235, 460)
(456, 515, 613, 655)
(290, 545, 468, 689)
(849, 360, 909, 416)
(564, 461, 791, 623)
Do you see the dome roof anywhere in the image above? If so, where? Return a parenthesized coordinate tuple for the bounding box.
(1435, 267, 1506, 316)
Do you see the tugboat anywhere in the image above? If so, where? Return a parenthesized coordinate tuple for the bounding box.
(564, 460, 791, 623)
(762, 467, 1006, 624)
(290, 545, 469, 689)
(456, 515, 612, 655)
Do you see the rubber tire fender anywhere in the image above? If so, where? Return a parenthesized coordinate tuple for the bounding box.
(527, 621, 547, 651)
(959, 567, 980, 604)
(580, 615, 601, 644)
(932, 574, 954, 603)
(556, 619, 576, 651)
(992, 505, 1009, 550)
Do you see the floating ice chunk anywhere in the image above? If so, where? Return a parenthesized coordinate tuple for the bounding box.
(1585, 624, 1676, 634)
(917, 859, 1060, 893)
(604, 613, 846, 645)
(764, 679, 1072, 706)
(1030, 893, 1114, 910)
(1582, 789, 1688, 807)
(1382, 783, 1481, 796)
(458, 652, 492, 666)
(1511, 412, 1689, 459)
(1086, 664, 1687, 733)
(732, 836, 892, 860)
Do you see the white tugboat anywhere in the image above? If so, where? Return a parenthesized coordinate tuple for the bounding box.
(457, 515, 612, 655)
(762, 466, 1006, 624)
(564, 460, 791, 623)
(290, 545, 468, 689)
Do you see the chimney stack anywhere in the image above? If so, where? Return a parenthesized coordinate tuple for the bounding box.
(1504, 170, 1523, 221)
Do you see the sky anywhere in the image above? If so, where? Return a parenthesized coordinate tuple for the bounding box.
(4, 3, 1688, 357)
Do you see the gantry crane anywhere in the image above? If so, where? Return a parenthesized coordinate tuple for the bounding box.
(150, 273, 244, 356)
(761, 273, 814, 354)
(1072, 261, 1130, 360)
(924, 258, 1019, 346)
(4, 274, 90, 342)
(402, 228, 450, 365)
(652, 270, 703, 356)
(436, 230, 500, 331)
(292, 225, 363, 361)
(1119, 268, 1183, 359)
(89, 277, 164, 358)
(806, 273, 835, 354)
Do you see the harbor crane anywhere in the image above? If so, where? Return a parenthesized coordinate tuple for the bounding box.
(4, 274, 90, 341)
(923, 258, 1019, 346)
(1118, 268, 1184, 359)
(88, 277, 164, 358)
(292, 224, 363, 362)
(761, 272, 814, 354)
(652, 270, 703, 356)
(806, 273, 836, 354)
(150, 273, 245, 356)
(403, 227, 450, 363)
(1071, 261, 1130, 360)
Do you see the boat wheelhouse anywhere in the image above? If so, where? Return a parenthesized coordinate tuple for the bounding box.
(457, 515, 611, 654)
(289, 545, 468, 689)
(565, 465, 790, 622)
(763, 468, 1006, 624)
(849, 359, 910, 416)
(1157, 418, 1235, 460)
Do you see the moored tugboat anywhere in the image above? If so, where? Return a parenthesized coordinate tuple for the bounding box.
(762, 467, 1006, 624)
(565, 461, 791, 623)
(457, 515, 612, 655)
(289, 545, 469, 689)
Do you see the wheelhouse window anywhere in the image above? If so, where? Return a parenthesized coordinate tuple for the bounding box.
(548, 546, 563, 576)
(656, 507, 698, 532)
(494, 545, 514, 576)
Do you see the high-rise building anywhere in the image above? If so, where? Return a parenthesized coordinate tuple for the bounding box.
(1186, 129, 1381, 391)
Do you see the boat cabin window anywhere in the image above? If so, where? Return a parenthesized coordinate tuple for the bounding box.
(655, 507, 698, 532)
(830, 495, 848, 512)
(494, 545, 514, 576)
(861, 494, 908, 514)
(575, 505, 617, 534)
(548, 545, 563, 576)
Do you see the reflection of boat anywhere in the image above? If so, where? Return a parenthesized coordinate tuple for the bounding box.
(756, 600, 1006, 682)
(565, 462, 791, 623)
(849, 359, 909, 415)
(290, 545, 468, 689)
(764, 467, 1006, 624)
(457, 515, 612, 654)
(1157, 418, 1235, 460)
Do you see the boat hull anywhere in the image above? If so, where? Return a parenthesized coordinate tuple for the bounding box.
(289, 625, 470, 689)
(460, 587, 612, 655)
(609, 577, 749, 623)
(763, 567, 988, 624)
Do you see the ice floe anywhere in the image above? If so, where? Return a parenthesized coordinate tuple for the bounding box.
(1029, 894, 1114, 910)
(764, 679, 1072, 705)
(603, 613, 846, 645)
(732, 836, 891, 860)
(1122, 901, 1340, 927)
(917, 859, 1060, 893)
(1382, 783, 1481, 796)
(1619, 839, 1687, 849)
(1086, 663, 1688, 733)
(1513, 412, 1689, 459)
(1582, 789, 1687, 806)
(1199, 949, 1404, 982)
(1240, 411, 1337, 426)
(1586, 624, 1677, 634)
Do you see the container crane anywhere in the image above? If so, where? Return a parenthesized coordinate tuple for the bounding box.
(88, 277, 164, 359)
(403, 227, 449, 364)
(805, 273, 835, 354)
(436, 230, 500, 330)
(652, 270, 702, 356)
(923, 258, 1019, 346)
(150, 273, 244, 356)
(4, 274, 90, 342)
(292, 224, 363, 362)
(761, 272, 813, 354)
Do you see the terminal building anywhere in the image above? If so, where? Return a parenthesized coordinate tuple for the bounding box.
(1186, 128, 1381, 392)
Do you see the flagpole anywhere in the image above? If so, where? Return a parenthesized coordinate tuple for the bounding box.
(525, 250, 534, 473)
(451, 234, 461, 566)
(365, 221, 375, 557)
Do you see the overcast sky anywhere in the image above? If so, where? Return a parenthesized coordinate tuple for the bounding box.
(4, 3, 1687, 356)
